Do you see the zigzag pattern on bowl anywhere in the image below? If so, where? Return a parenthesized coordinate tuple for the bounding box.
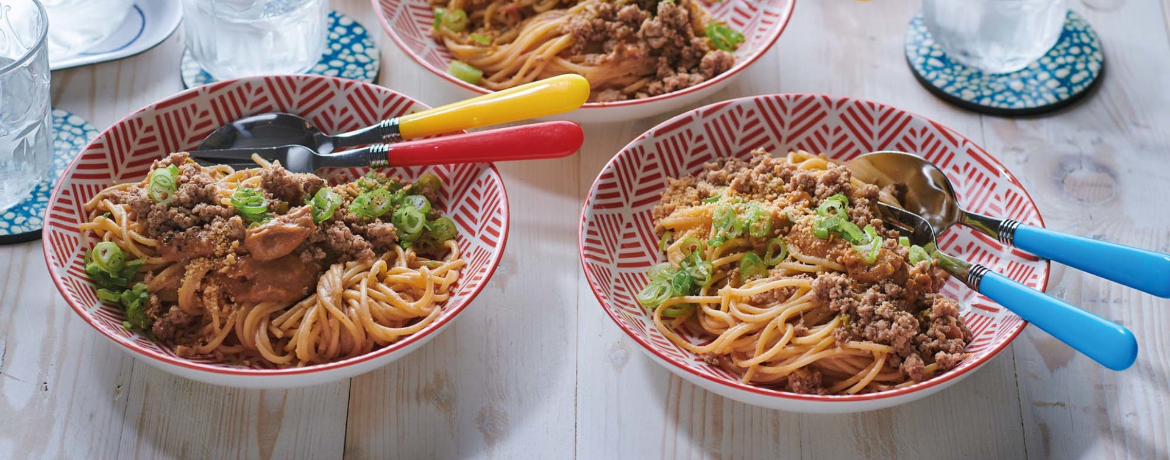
(373, 0, 794, 101)
(581, 94, 1044, 397)
(44, 76, 508, 372)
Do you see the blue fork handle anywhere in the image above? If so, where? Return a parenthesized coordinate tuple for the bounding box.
(978, 270, 1138, 370)
(1011, 224, 1170, 298)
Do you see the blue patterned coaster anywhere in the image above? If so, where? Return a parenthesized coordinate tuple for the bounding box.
(0, 109, 99, 244)
(905, 10, 1103, 116)
(181, 10, 380, 88)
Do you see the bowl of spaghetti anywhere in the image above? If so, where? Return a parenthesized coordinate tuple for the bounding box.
(579, 94, 1048, 413)
(42, 75, 509, 389)
(371, 0, 795, 123)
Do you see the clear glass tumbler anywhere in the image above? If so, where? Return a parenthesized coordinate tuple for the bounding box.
(0, 0, 52, 212)
(923, 0, 1068, 74)
(180, 0, 329, 81)
(42, 0, 136, 59)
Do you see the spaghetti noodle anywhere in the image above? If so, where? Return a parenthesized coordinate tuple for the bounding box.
(642, 150, 971, 395)
(430, 0, 742, 102)
(80, 152, 465, 367)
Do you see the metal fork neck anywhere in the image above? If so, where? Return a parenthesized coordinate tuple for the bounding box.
(962, 211, 1021, 246)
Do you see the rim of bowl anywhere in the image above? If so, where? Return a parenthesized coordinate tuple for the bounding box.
(578, 93, 1050, 403)
(42, 74, 511, 377)
(370, 0, 797, 109)
(0, 0, 49, 76)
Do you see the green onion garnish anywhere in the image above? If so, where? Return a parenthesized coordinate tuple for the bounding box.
(427, 216, 457, 242)
(739, 253, 766, 282)
(469, 33, 491, 45)
(661, 304, 694, 318)
(230, 187, 269, 223)
(658, 231, 673, 252)
(148, 165, 180, 203)
(899, 236, 910, 247)
(310, 187, 343, 223)
(351, 189, 393, 219)
(85, 242, 142, 290)
(637, 279, 673, 309)
(702, 194, 721, 204)
(447, 60, 483, 85)
(909, 244, 932, 266)
(850, 225, 883, 264)
(432, 7, 446, 30)
(744, 203, 772, 239)
(393, 206, 427, 241)
(705, 21, 744, 51)
(764, 237, 788, 266)
(416, 173, 442, 195)
(443, 8, 468, 31)
(404, 194, 432, 214)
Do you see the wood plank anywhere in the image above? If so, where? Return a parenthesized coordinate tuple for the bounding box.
(980, 3, 1170, 458)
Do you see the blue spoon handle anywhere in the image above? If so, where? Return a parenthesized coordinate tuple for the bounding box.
(1011, 223, 1170, 298)
(977, 269, 1138, 371)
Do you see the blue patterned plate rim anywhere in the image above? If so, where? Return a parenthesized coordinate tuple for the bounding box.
(0, 109, 99, 244)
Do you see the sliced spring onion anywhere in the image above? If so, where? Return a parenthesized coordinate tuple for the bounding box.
(469, 33, 491, 45)
(416, 173, 442, 195)
(447, 60, 483, 84)
(637, 279, 673, 309)
(427, 216, 457, 242)
(432, 7, 446, 30)
(739, 253, 766, 282)
(661, 304, 694, 318)
(148, 165, 180, 203)
(836, 220, 865, 244)
(670, 270, 693, 296)
(404, 194, 432, 214)
(908, 244, 932, 266)
(705, 21, 744, 52)
(764, 237, 788, 266)
(658, 231, 673, 252)
(745, 203, 772, 239)
(899, 236, 910, 247)
(85, 242, 142, 289)
(351, 189, 393, 219)
(812, 215, 840, 239)
(702, 194, 721, 204)
(677, 236, 702, 258)
(443, 8, 468, 31)
(310, 187, 343, 223)
(681, 252, 714, 287)
(230, 187, 269, 223)
(851, 225, 883, 264)
(393, 206, 427, 241)
(92, 241, 125, 272)
(648, 262, 674, 280)
(817, 194, 848, 217)
(708, 203, 739, 246)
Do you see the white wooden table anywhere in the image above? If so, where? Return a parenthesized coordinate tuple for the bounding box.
(2, 0, 1168, 458)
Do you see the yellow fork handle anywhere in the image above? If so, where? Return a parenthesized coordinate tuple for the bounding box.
(397, 74, 590, 139)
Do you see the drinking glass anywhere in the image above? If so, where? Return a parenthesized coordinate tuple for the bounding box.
(180, 0, 329, 81)
(923, 0, 1068, 74)
(0, 0, 52, 212)
(42, 0, 136, 59)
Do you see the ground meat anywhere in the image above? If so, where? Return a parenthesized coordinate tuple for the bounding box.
(537, 0, 737, 102)
(745, 281, 799, 306)
(310, 220, 375, 262)
(146, 294, 193, 341)
(786, 369, 825, 395)
(261, 165, 326, 205)
(363, 221, 399, 251)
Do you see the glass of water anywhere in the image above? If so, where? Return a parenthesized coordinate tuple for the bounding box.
(42, 0, 136, 60)
(0, 0, 52, 212)
(924, 0, 1068, 74)
(180, 0, 329, 81)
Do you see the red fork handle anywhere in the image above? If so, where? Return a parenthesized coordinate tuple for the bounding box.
(383, 121, 584, 167)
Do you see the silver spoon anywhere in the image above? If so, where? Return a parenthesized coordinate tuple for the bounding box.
(847, 151, 1170, 298)
(877, 202, 1137, 371)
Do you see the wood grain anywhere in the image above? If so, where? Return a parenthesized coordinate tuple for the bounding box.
(1, 0, 1167, 458)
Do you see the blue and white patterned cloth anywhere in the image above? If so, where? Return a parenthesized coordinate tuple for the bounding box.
(181, 11, 380, 87)
(0, 109, 99, 242)
(905, 10, 1103, 114)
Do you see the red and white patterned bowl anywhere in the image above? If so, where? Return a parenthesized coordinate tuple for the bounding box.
(579, 94, 1048, 413)
(371, 0, 796, 123)
(42, 75, 510, 389)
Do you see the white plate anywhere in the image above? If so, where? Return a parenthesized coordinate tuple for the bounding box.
(49, 0, 182, 71)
